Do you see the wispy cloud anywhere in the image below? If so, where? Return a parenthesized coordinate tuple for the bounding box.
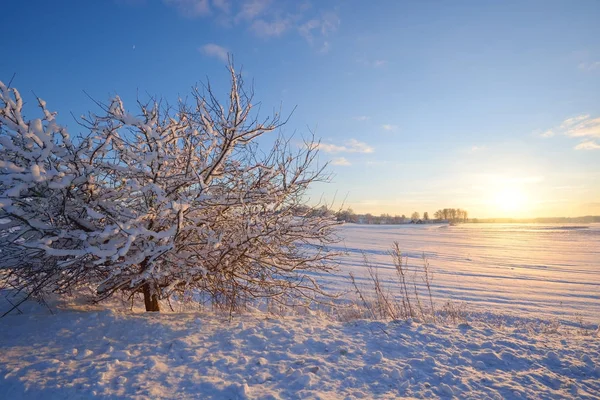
(574, 140, 600, 150)
(331, 157, 351, 166)
(235, 0, 271, 21)
(298, 11, 340, 52)
(199, 43, 229, 62)
(163, 0, 210, 17)
(578, 61, 600, 71)
(560, 114, 590, 129)
(381, 124, 398, 131)
(251, 17, 291, 37)
(539, 114, 600, 150)
(562, 115, 600, 138)
(162, 0, 339, 51)
(317, 139, 374, 154)
(353, 115, 369, 121)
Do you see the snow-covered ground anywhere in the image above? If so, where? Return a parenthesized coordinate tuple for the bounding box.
(1, 222, 599, 399)
(1, 301, 599, 399)
(329, 223, 600, 321)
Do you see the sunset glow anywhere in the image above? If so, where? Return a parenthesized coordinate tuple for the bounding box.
(493, 187, 528, 215)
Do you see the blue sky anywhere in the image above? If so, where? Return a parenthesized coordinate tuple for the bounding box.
(2, 0, 599, 218)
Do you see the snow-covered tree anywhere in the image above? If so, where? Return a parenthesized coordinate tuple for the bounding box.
(0, 65, 339, 313)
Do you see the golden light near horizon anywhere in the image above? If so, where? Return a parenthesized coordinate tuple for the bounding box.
(492, 187, 529, 215)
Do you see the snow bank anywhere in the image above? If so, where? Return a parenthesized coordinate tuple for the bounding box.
(1, 304, 598, 399)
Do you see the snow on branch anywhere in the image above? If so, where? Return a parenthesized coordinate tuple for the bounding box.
(0, 63, 339, 313)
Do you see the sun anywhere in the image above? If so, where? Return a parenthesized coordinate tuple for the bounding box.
(493, 187, 527, 214)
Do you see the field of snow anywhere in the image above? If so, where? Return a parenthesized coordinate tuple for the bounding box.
(1, 222, 599, 399)
(1, 302, 599, 399)
(329, 223, 600, 321)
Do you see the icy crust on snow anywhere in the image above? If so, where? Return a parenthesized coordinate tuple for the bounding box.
(1, 307, 599, 399)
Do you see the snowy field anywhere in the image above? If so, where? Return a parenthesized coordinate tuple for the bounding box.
(1, 302, 599, 399)
(330, 223, 600, 321)
(1, 223, 600, 399)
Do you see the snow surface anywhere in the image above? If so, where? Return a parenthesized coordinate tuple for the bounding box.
(328, 223, 600, 321)
(1, 223, 599, 399)
(1, 301, 599, 399)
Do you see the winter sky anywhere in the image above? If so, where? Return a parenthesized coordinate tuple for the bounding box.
(2, 0, 599, 218)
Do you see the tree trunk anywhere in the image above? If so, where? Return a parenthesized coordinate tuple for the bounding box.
(143, 282, 160, 312)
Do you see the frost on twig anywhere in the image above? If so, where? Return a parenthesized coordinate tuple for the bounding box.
(0, 63, 339, 313)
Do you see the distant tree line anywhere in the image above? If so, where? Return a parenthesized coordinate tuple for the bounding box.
(334, 206, 598, 225)
(334, 209, 407, 224)
(334, 208, 469, 224)
(433, 208, 468, 222)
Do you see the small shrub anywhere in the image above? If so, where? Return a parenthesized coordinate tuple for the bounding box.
(343, 243, 445, 322)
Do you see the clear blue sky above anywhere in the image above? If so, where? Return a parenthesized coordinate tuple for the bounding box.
(2, 0, 599, 218)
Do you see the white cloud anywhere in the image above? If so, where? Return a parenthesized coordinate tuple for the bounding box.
(353, 116, 369, 121)
(539, 114, 600, 150)
(163, 0, 210, 17)
(574, 140, 600, 150)
(381, 124, 398, 131)
(317, 139, 374, 154)
(199, 43, 229, 62)
(373, 60, 386, 67)
(235, 0, 271, 21)
(298, 12, 340, 42)
(298, 11, 340, 51)
(331, 157, 351, 166)
(560, 114, 590, 129)
(578, 61, 600, 71)
(316, 143, 348, 153)
(250, 17, 291, 37)
(562, 115, 600, 138)
(162, 0, 339, 51)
